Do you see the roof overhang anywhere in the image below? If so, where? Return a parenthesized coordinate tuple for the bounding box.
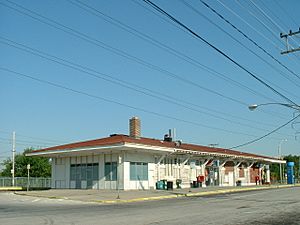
(26, 142, 285, 164)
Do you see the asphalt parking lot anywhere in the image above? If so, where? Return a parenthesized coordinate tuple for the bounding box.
(1, 186, 300, 225)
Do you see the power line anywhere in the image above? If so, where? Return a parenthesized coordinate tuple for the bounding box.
(0, 67, 288, 141)
(1, 1, 293, 121)
(0, 1, 296, 141)
(67, 0, 279, 104)
(0, 37, 260, 126)
(0, 37, 293, 134)
(181, 0, 300, 98)
(248, 0, 299, 47)
(199, 0, 300, 83)
(259, 1, 291, 32)
(142, 0, 297, 106)
(273, 0, 298, 28)
(0, 137, 57, 146)
(0, 130, 65, 144)
(234, 0, 300, 63)
(216, 0, 300, 66)
(216, 0, 282, 52)
(0, 1, 253, 107)
(230, 114, 300, 149)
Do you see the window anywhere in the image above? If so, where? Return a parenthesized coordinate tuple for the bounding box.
(70, 165, 76, 180)
(81, 164, 87, 180)
(130, 162, 148, 181)
(70, 163, 99, 181)
(105, 162, 117, 181)
(92, 163, 99, 180)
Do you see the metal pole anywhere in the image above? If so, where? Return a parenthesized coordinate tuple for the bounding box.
(12, 131, 16, 187)
(279, 163, 282, 184)
(278, 139, 287, 184)
(116, 154, 120, 199)
(27, 166, 30, 192)
(298, 156, 300, 183)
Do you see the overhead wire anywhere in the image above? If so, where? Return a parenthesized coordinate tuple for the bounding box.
(216, 0, 282, 52)
(0, 1, 296, 149)
(248, 0, 299, 48)
(216, 0, 300, 66)
(0, 1, 253, 108)
(234, 0, 300, 62)
(0, 37, 294, 134)
(0, 67, 289, 141)
(181, 0, 300, 98)
(0, 137, 56, 146)
(1, 0, 295, 122)
(0, 36, 271, 130)
(199, 0, 300, 84)
(230, 114, 300, 149)
(66, 0, 279, 104)
(142, 0, 300, 148)
(142, 0, 298, 106)
(273, 0, 298, 28)
(0, 130, 65, 144)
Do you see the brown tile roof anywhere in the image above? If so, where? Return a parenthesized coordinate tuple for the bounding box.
(31, 134, 276, 160)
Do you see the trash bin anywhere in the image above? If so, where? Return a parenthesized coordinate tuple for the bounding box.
(167, 181, 173, 190)
(176, 179, 182, 189)
(236, 180, 242, 186)
(156, 181, 164, 190)
(193, 181, 199, 188)
(198, 181, 202, 187)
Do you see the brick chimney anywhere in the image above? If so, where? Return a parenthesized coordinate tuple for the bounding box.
(129, 117, 141, 138)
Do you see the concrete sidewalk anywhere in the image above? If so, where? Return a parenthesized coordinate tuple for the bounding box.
(14, 184, 300, 204)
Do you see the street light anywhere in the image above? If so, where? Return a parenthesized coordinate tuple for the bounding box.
(249, 102, 300, 184)
(248, 103, 300, 111)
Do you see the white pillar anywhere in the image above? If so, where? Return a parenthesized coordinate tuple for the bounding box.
(218, 160, 227, 186)
(233, 161, 242, 186)
(246, 162, 254, 185)
(266, 165, 270, 184)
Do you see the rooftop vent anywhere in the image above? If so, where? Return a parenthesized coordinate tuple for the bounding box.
(164, 129, 173, 142)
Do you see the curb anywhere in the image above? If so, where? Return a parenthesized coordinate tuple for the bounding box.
(184, 184, 296, 197)
(13, 184, 300, 204)
(94, 184, 300, 204)
(0, 187, 23, 191)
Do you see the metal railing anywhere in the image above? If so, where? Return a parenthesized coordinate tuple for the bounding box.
(0, 177, 51, 188)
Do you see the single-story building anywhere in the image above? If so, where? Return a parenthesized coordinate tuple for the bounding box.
(27, 117, 285, 190)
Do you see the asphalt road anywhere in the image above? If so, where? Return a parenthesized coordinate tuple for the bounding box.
(0, 187, 300, 225)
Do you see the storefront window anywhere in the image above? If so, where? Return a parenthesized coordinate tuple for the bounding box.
(105, 162, 117, 181)
(130, 162, 148, 180)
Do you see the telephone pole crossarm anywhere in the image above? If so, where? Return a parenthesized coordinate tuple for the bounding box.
(280, 28, 300, 55)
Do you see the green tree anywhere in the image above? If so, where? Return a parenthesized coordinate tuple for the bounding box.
(284, 155, 300, 179)
(0, 148, 51, 177)
(270, 155, 300, 182)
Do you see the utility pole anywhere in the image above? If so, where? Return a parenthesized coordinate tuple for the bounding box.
(12, 131, 16, 187)
(298, 156, 300, 183)
(278, 139, 287, 184)
(27, 164, 30, 192)
(280, 28, 300, 55)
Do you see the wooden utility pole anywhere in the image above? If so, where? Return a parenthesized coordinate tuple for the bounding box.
(12, 131, 16, 186)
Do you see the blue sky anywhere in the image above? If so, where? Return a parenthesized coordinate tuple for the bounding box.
(1, 0, 300, 162)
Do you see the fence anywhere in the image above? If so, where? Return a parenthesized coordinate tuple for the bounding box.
(0, 177, 51, 188)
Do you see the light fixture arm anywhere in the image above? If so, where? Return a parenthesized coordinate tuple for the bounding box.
(248, 103, 300, 111)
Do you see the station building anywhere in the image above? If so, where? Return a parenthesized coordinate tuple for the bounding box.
(27, 117, 285, 190)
